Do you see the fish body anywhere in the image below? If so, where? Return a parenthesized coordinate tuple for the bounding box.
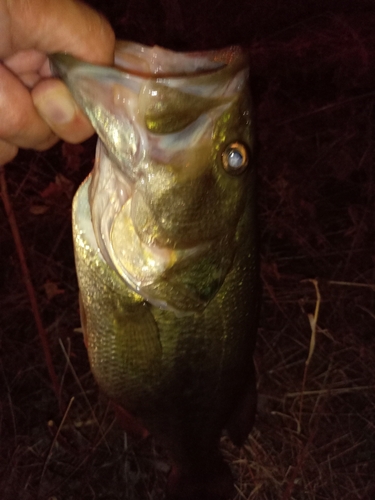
(51, 42, 259, 499)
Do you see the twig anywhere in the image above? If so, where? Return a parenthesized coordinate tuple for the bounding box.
(58, 338, 110, 448)
(281, 427, 317, 500)
(0, 164, 61, 401)
(285, 385, 375, 397)
(276, 90, 375, 126)
(328, 280, 375, 291)
(297, 279, 321, 432)
(39, 396, 75, 491)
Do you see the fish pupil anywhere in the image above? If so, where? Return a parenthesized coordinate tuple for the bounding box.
(228, 149, 243, 168)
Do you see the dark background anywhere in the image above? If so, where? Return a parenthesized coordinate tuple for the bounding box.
(89, 0, 375, 48)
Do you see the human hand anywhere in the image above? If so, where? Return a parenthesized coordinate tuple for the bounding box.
(0, 0, 115, 165)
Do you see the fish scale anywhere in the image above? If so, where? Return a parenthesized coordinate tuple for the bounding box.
(51, 41, 259, 499)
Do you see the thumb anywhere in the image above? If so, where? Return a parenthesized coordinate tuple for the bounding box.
(32, 79, 94, 144)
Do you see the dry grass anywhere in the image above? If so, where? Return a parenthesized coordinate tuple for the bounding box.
(1, 7, 374, 500)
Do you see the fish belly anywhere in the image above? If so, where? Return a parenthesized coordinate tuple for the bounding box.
(73, 174, 258, 497)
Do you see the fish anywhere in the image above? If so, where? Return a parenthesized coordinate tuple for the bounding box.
(50, 41, 259, 500)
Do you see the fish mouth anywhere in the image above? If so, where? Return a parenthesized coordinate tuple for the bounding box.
(89, 142, 226, 313)
(50, 43, 251, 313)
(106, 186, 178, 294)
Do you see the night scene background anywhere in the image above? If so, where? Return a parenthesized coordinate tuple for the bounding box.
(1, 0, 374, 498)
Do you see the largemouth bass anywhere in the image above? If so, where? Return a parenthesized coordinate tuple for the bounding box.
(51, 42, 259, 500)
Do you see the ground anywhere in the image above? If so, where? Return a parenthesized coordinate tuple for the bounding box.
(0, 2, 374, 499)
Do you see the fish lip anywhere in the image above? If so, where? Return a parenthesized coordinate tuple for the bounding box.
(50, 44, 247, 81)
(49, 53, 69, 79)
(113, 43, 247, 79)
(49, 53, 129, 85)
(113, 65, 227, 79)
(49, 53, 90, 79)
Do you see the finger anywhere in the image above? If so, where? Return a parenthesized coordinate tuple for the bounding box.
(0, 63, 56, 150)
(0, 140, 18, 166)
(32, 79, 95, 144)
(3, 50, 46, 87)
(1, 0, 115, 64)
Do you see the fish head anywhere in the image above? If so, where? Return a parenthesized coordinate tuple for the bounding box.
(50, 43, 254, 313)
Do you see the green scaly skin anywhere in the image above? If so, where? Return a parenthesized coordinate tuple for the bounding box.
(51, 43, 259, 499)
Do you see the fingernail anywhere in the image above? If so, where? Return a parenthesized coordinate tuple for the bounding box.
(34, 87, 77, 125)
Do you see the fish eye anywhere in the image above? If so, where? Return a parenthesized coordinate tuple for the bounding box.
(221, 142, 250, 175)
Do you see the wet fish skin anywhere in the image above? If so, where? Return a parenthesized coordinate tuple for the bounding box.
(51, 42, 259, 499)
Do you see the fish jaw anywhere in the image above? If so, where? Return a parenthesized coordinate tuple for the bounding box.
(50, 44, 253, 314)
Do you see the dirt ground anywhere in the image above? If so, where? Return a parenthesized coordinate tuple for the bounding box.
(1, 1, 374, 499)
